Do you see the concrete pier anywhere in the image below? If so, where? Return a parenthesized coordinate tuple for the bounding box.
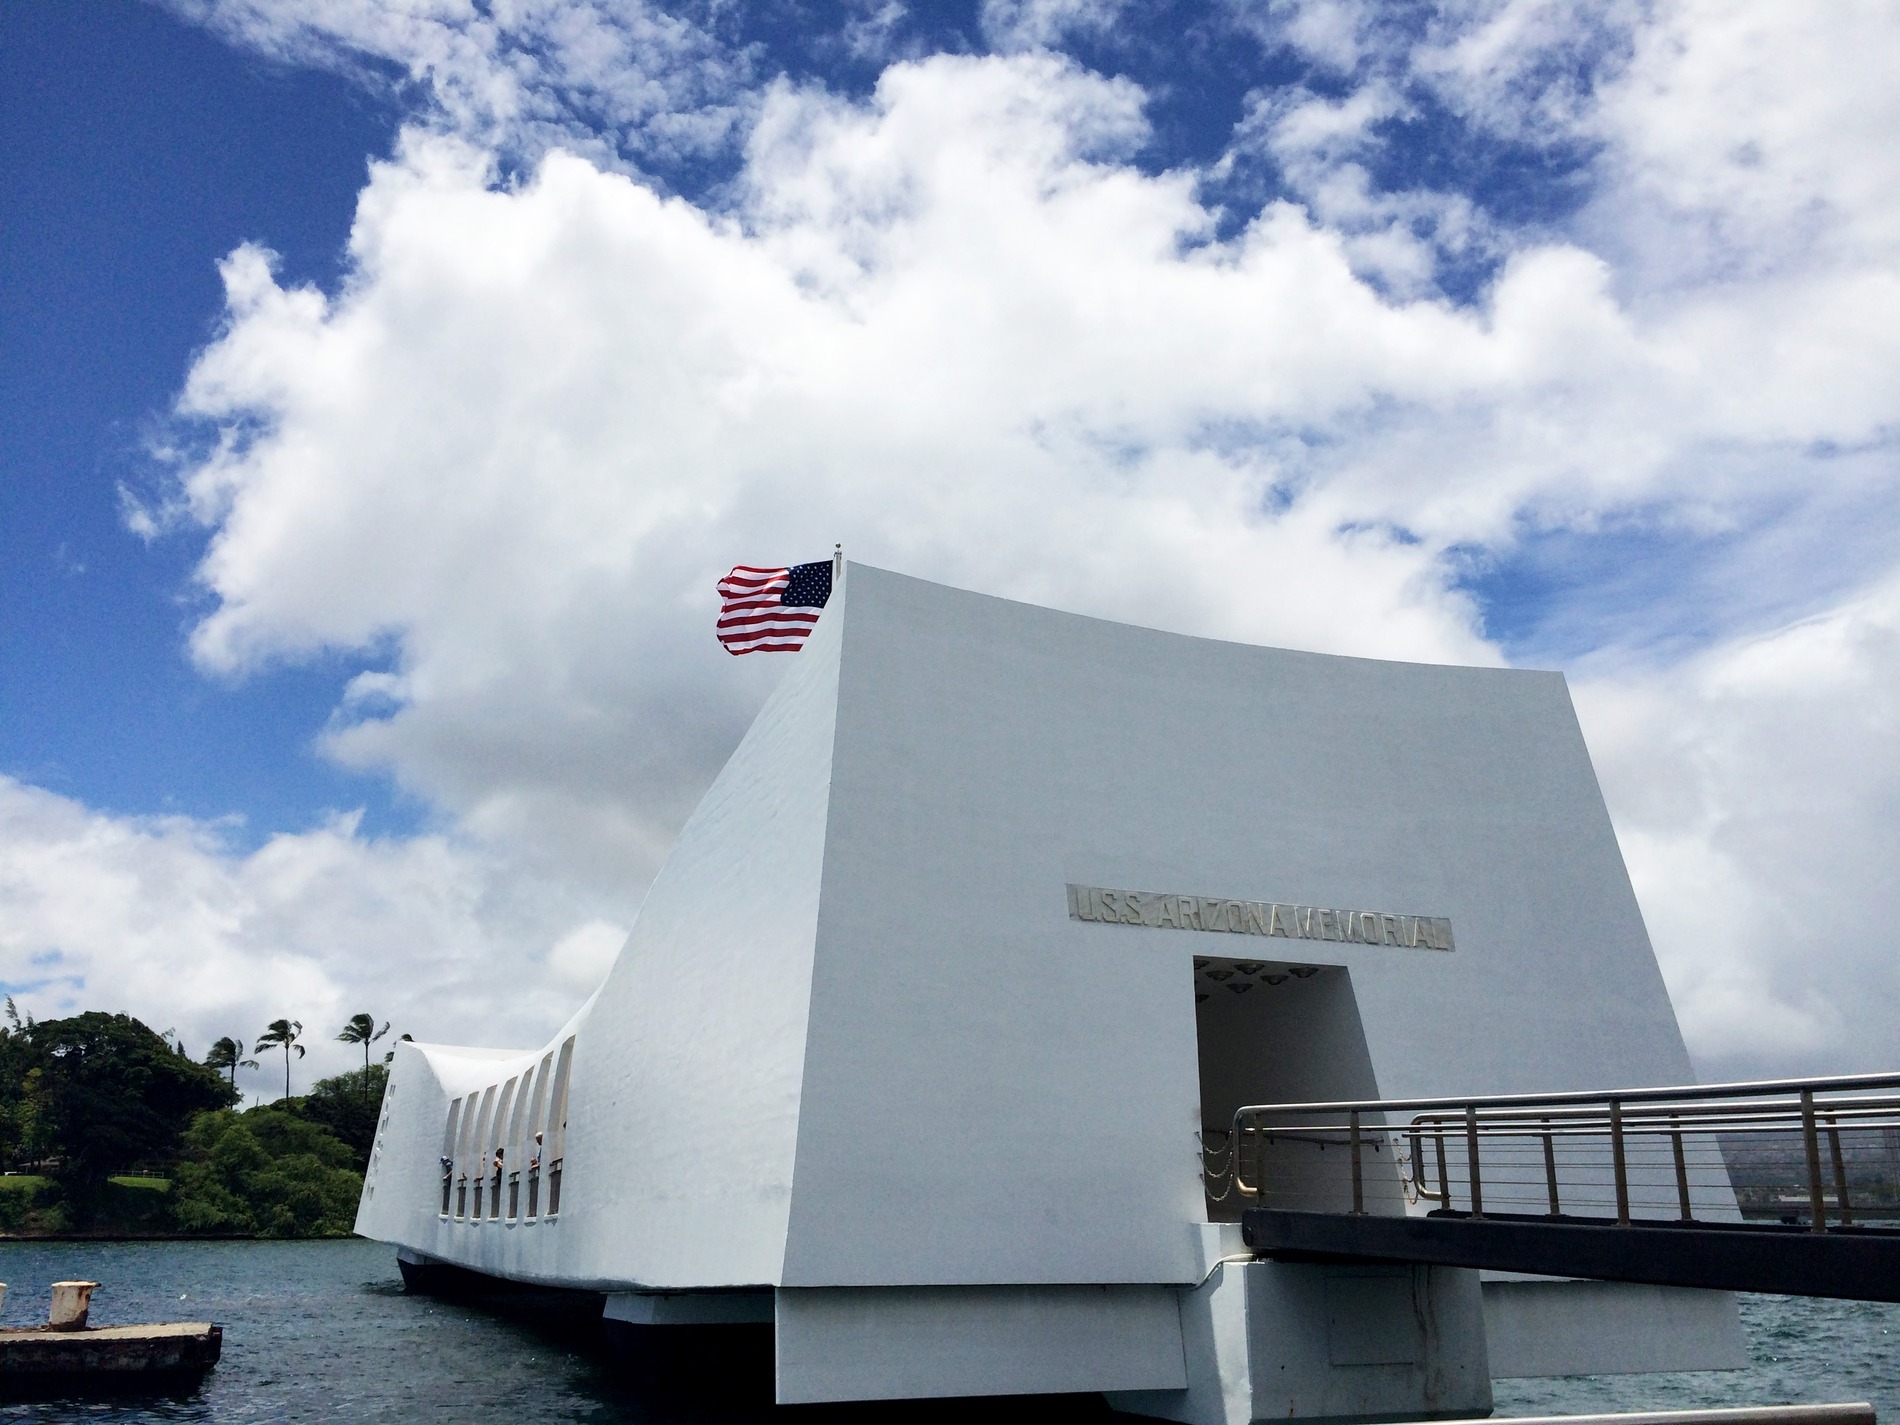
(0, 1322, 222, 1398)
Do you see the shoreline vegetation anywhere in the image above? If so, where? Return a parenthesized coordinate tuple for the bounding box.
(0, 1002, 391, 1239)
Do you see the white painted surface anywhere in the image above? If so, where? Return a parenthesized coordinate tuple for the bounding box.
(356, 594, 843, 1288)
(1483, 1280, 1748, 1377)
(356, 563, 1740, 1395)
(775, 1285, 1187, 1403)
(1110, 1258, 1492, 1425)
(47, 1281, 98, 1330)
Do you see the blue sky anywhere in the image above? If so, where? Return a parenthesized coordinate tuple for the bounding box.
(4, 0, 1899, 1088)
(4, 1, 1578, 842)
(3, 0, 403, 838)
(0, 0, 1721, 836)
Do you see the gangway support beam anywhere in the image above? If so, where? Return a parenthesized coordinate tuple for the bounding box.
(1244, 1208, 1900, 1303)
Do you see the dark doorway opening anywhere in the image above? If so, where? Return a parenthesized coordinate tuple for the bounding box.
(1193, 956, 1394, 1221)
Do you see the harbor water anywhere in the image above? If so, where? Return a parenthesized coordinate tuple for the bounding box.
(0, 1239, 1894, 1422)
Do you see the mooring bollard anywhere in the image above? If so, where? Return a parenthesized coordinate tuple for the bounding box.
(48, 1281, 99, 1331)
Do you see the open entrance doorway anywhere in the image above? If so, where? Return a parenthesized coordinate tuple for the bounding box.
(1193, 955, 1395, 1221)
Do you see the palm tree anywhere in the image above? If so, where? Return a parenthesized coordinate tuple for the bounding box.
(204, 1036, 258, 1088)
(255, 1019, 305, 1101)
(337, 1014, 389, 1102)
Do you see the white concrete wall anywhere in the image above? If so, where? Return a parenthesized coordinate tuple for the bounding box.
(780, 566, 1703, 1289)
(363, 563, 1719, 1312)
(776, 1285, 1188, 1403)
(1110, 1254, 1493, 1425)
(1482, 1280, 1747, 1377)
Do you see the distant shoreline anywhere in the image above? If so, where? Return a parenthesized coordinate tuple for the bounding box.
(0, 1232, 352, 1243)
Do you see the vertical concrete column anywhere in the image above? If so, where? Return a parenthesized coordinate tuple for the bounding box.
(1110, 1231, 1490, 1425)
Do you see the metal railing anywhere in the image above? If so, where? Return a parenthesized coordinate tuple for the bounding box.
(1204, 1071, 1900, 1231)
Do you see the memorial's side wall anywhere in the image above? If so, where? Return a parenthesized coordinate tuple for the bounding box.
(552, 598, 847, 1287)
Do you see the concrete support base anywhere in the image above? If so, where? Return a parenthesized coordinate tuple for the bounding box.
(1110, 1230, 1491, 1425)
(1481, 1278, 1746, 1377)
(774, 1284, 1189, 1404)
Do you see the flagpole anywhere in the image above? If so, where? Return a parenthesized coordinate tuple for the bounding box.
(833, 543, 842, 584)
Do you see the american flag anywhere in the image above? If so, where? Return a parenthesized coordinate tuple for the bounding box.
(716, 560, 834, 654)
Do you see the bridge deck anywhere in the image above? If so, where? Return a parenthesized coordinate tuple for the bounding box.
(1244, 1207, 1900, 1302)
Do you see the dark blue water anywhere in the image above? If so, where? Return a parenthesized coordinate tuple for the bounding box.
(0, 1240, 1893, 1421)
(1493, 1293, 1900, 1418)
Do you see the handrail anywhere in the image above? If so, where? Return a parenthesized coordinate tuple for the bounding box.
(1230, 1069, 1900, 1121)
(1210, 1069, 1900, 1231)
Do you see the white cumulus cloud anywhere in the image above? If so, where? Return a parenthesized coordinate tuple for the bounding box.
(0, 778, 627, 1098)
(11, 3, 1897, 1080)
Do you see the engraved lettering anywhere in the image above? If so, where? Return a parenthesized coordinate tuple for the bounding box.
(1065, 883, 1452, 952)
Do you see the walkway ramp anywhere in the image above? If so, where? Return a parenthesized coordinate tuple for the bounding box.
(1211, 1071, 1900, 1302)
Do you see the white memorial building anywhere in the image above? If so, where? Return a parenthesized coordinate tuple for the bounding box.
(356, 564, 1743, 1422)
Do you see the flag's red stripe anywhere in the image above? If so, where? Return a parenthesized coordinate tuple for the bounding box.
(716, 563, 824, 653)
(724, 640, 812, 654)
(718, 631, 818, 647)
(719, 632, 815, 644)
(720, 634, 816, 649)
(717, 616, 820, 634)
(716, 609, 821, 630)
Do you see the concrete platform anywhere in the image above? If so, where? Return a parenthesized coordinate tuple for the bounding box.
(0, 1321, 222, 1398)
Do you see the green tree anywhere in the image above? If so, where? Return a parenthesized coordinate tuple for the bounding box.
(203, 1036, 258, 1088)
(335, 1014, 388, 1099)
(171, 1107, 363, 1237)
(0, 998, 38, 1171)
(293, 1063, 389, 1169)
(21, 1012, 237, 1207)
(255, 1019, 305, 1100)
